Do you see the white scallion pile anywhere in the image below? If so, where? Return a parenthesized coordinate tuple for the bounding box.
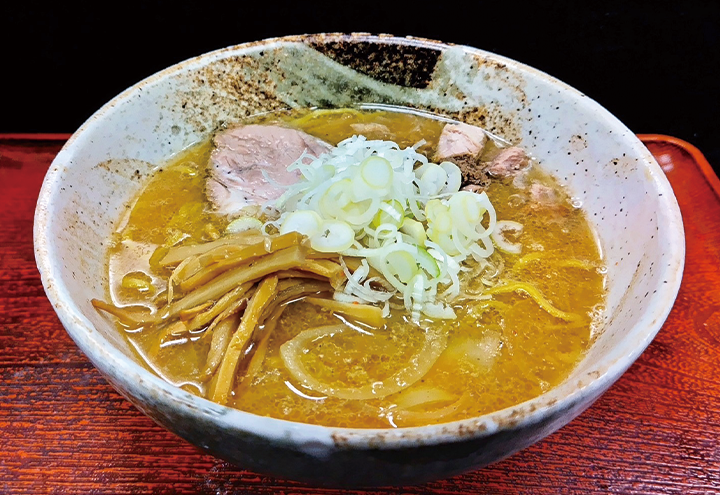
(264, 136, 498, 321)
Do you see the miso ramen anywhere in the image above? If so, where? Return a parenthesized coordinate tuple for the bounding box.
(94, 106, 606, 428)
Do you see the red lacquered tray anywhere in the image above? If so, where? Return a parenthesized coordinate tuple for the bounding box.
(2, 134, 719, 494)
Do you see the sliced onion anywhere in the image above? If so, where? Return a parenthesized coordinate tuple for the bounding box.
(393, 386, 456, 410)
(280, 324, 448, 400)
(394, 393, 471, 423)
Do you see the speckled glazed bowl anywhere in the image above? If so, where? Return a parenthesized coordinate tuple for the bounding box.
(34, 34, 684, 487)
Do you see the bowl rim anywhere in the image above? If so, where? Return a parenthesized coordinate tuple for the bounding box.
(34, 32, 685, 449)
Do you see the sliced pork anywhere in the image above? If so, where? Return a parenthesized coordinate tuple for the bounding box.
(350, 122, 391, 140)
(525, 182, 571, 217)
(435, 122, 488, 162)
(529, 183, 557, 204)
(486, 147, 529, 178)
(461, 184, 486, 194)
(207, 125, 331, 215)
(435, 122, 490, 189)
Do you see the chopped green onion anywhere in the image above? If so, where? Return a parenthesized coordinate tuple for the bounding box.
(310, 220, 356, 252)
(279, 210, 323, 237)
(491, 220, 524, 254)
(372, 200, 405, 228)
(269, 136, 500, 321)
(400, 218, 427, 246)
(386, 250, 420, 283)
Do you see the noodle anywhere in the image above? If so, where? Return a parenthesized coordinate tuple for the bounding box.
(98, 106, 606, 428)
(485, 281, 581, 321)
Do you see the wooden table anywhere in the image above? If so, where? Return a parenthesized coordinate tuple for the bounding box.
(2, 134, 719, 494)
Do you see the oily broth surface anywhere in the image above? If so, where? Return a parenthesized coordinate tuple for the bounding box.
(107, 107, 605, 428)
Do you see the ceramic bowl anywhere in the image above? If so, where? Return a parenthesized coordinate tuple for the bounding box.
(34, 33, 684, 487)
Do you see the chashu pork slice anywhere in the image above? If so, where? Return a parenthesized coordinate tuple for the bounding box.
(435, 122, 488, 162)
(434, 122, 489, 189)
(207, 124, 332, 215)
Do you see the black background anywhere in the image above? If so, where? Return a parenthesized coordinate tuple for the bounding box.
(3, 1, 719, 172)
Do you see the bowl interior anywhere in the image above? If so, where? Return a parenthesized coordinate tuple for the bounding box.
(35, 34, 684, 441)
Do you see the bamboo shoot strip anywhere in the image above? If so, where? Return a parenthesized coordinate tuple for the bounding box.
(167, 246, 306, 317)
(159, 230, 267, 266)
(168, 255, 200, 305)
(298, 259, 343, 279)
(211, 276, 279, 405)
(233, 304, 288, 397)
(180, 232, 304, 292)
(274, 270, 328, 282)
(260, 280, 333, 322)
(186, 282, 253, 333)
(203, 295, 250, 338)
(148, 320, 189, 358)
(304, 297, 385, 328)
(298, 260, 346, 290)
(90, 300, 157, 329)
(202, 312, 241, 381)
(178, 301, 214, 321)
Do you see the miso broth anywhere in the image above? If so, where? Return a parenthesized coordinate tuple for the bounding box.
(101, 107, 605, 428)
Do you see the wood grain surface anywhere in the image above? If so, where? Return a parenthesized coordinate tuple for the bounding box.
(1, 134, 718, 494)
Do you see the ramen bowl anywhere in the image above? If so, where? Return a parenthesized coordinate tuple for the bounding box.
(34, 33, 684, 487)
